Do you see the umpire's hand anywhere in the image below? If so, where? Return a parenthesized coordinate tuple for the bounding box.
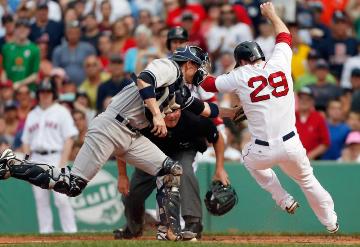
(151, 113, 168, 137)
(118, 175, 130, 196)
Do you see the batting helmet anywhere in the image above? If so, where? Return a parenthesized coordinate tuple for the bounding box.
(36, 78, 58, 100)
(166, 26, 189, 50)
(204, 181, 238, 216)
(234, 41, 265, 68)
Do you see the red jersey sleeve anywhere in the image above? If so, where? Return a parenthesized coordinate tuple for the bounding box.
(200, 75, 218, 92)
(275, 32, 292, 46)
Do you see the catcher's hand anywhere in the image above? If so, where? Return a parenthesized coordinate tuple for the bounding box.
(232, 106, 247, 124)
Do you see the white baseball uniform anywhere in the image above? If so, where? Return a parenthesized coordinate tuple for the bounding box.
(22, 103, 78, 233)
(207, 33, 338, 231)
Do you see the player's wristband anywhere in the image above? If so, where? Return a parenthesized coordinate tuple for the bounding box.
(208, 102, 219, 118)
(139, 86, 156, 100)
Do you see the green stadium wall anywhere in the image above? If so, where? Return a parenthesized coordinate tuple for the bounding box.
(0, 162, 358, 234)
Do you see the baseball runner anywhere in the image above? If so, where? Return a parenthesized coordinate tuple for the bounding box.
(115, 105, 228, 240)
(0, 45, 227, 241)
(22, 79, 78, 233)
(201, 2, 339, 233)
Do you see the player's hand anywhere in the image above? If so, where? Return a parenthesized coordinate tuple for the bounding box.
(213, 168, 230, 186)
(118, 175, 130, 196)
(260, 2, 277, 20)
(151, 113, 168, 137)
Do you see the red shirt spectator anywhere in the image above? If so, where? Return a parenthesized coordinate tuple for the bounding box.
(233, 4, 252, 26)
(166, 2, 207, 34)
(295, 87, 330, 160)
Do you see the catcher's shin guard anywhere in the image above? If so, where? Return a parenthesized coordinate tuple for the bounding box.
(156, 158, 183, 241)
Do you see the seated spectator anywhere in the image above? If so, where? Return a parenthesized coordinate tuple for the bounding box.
(255, 19, 275, 60)
(29, 0, 63, 59)
(15, 85, 33, 130)
(308, 59, 341, 111)
(322, 99, 351, 160)
(110, 19, 136, 56)
(69, 110, 88, 161)
(96, 54, 132, 112)
(50, 68, 68, 94)
(52, 21, 96, 86)
(339, 131, 360, 162)
(124, 25, 158, 74)
(207, 4, 253, 59)
(138, 9, 152, 28)
(97, 34, 112, 71)
(0, 80, 15, 115)
(181, 12, 207, 51)
(340, 41, 360, 88)
(350, 69, 360, 112)
(74, 91, 96, 123)
(3, 103, 19, 147)
(64, 7, 78, 23)
(2, 19, 40, 91)
(79, 55, 110, 109)
(81, 13, 102, 54)
(0, 14, 15, 51)
(295, 50, 336, 91)
(296, 87, 330, 160)
(37, 35, 53, 80)
(319, 11, 358, 79)
(98, 0, 112, 33)
(347, 111, 360, 131)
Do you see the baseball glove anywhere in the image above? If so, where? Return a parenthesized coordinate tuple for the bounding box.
(204, 181, 238, 216)
(233, 106, 247, 124)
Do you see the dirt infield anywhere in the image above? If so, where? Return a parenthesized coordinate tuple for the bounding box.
(1, 234, 360, 245)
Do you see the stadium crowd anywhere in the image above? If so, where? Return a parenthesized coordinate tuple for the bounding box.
(0, 0, 360, 163)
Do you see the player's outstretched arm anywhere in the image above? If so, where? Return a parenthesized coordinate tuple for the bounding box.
(260, 2, 290, 35)
(212, 133, 229, 186)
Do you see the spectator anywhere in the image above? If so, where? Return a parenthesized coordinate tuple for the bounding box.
(289, 22, 311, 81)
(64, 7, 78, 23)
(0, 80, 15, 115)
(340, 41, 360, 88)
(81, 13, 102, 54)
(238, 0, 263, 34)
(37, 35, 53, 80)
(255, 19, 275, 60)
(319, 11, 358, 79)
(350, 69, 360, 112)
(86, 0, 131, 24)
(96, 54, 132, 112)
(199, 2, 221, 39)
(69, 110, 88, 161)
(181, 12, 207, 51)
(347, 111, 360, 131)
(97, 34, 112, 71)
(50, 67, 68, 93)
(110, 19, 136, 56)
(3, 103, 19, 147)
(309, 3, 332, 53)
(52, 20, 96, 86)
(0, 14, 15, 51)
(153, 27, 169, 58)
(207, 4, 253, 60)
(322, 99, 351, 160)
(339, 131, 360, 162)
(308, 59, 341, 111)
(166, 0, 207, 34)
(214, 51, 235, 76)
(73, 91, 96, 123)
(124, 25, 158, 74)
(2, 19, 40, 91)
(296, 87, 330, 160)
(79, 55, 110, 109)
(15, 85, 33, 130)
(295, 49, 337, 91)
(98, 0, 112, 33)
(138, 9, 152, 28)
(29, 0, 63, 59)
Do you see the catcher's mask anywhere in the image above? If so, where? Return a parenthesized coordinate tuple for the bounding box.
(204, 181, 238, 216)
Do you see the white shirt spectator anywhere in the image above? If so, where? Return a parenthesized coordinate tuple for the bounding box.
(85, 0, 131, 23)
(207, 23, 253, 53)
(340, 55, 360, 88)
(255, 36, 275, 61)
(47, 0, 62, 22)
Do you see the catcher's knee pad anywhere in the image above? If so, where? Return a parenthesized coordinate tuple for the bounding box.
(157, 157, 182, 188)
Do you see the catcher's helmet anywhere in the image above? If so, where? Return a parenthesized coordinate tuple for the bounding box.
(204, 181, 238, 216)
(171, 45, 209, 66)
(166, 26, 189, 50)
(36, 78, 58, 100)
(234, 41, 265, 68)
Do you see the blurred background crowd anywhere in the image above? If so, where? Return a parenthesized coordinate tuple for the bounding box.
(0, 0, 360, 163)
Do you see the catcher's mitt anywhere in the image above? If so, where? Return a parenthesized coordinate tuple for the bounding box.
(233, 106, 247, 124)
(204, 181, 238, 216)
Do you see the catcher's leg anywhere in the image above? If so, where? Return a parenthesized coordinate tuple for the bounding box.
(0, 149, 87, 197)
(156, 157, 183, 241)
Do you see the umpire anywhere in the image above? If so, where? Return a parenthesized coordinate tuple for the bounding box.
(114, 104, 228, 240)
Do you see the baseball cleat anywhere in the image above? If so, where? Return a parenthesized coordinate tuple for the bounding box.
(113, 227, 141, 239)
(0, 149, 16, 180)
(285, 200, 300, 214)
(156, 226, 182, 241)
(327, 223, 339, 234)
(182, 222, 203, 241)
